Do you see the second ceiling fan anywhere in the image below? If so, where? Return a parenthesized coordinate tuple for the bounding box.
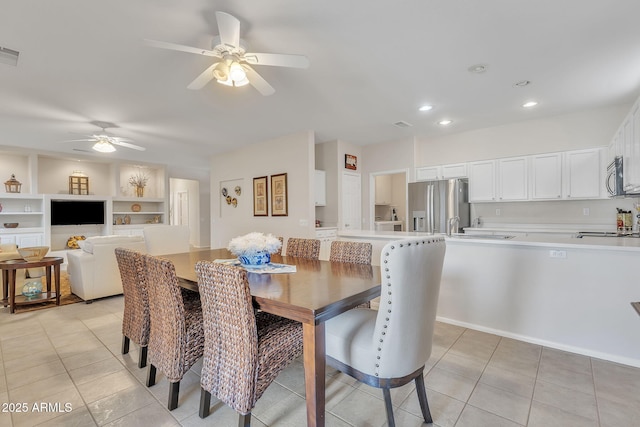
(145, 11, 310, 96)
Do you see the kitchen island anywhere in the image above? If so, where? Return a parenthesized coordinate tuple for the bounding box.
(338, 230, 640, 367)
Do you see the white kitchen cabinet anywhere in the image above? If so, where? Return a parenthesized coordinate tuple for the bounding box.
(498, 157, 528, 201)
(469, 160, 496, 202)
(415, 166, 441, 181)
(626, 100, 640, 192)
(314, 170, 326, 206)
(530, 153, 562, 200)
(441, 163, 468, 179)
(563, 148, 602, 199)
(374, 175, 392, 205)
(316, 228, 337, 260)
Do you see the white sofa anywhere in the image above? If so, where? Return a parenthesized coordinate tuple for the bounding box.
(67, 235, 147, 302)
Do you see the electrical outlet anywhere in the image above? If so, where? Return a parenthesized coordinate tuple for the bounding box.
(583, 208, 590, 216)
(495, 208, 501, 216)
(549, 250, 566, 258)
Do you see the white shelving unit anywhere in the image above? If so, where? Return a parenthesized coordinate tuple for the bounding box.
(0, 193, 45, 246)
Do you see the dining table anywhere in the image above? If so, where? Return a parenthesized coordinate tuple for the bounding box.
(163, 248, 381, 427)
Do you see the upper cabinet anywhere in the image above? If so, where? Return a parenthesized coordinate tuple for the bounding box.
(609, 93, 640, 194)
(530, 153, 562, 200)
(468, 160, 496, 202)
(498, 157, 528, 201)
(314, 170, 326, 206)
(563, 148, 602, 199)
(375, 175, 392, 205)
(416, 163, 468, 181)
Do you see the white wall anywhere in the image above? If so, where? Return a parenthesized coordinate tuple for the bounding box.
(415, 104, 629, 166)
(315, 141, 338, 227)
(210, 131, 315, 249)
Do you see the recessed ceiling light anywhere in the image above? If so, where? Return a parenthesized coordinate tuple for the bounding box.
(468, 64, 488, 74)
(522, 101, 538, 108)
(513, 80, 531, 87)
(418, 105, 433, 112)
(438, 120, 452, 126)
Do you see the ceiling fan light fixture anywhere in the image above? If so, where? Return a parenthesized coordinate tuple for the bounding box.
(229, 62, 246, 82)
(212, 62, 229, 81)
(92, 140, 116, 153)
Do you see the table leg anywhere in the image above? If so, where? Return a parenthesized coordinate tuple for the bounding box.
(45, 266, 52, 293)
(2, 270, 7, 307)
(303, 322, 326, 427)
(8, 269, 16, 314)
(54, 264, 61, 306)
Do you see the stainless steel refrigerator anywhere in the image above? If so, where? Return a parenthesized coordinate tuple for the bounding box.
(408, 179, 470, 234)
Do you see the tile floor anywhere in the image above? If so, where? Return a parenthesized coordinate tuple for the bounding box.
(1, 297, 640, 427)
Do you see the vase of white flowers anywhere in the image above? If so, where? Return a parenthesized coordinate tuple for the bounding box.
(128, 171, 149, 198)
(228, 232, 282, 266)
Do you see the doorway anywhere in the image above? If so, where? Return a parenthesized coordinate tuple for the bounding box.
(370, 169, 409, 231)
(169, 178, 200, 247)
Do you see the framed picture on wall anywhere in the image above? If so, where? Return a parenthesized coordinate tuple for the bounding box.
(345, 154, 357, 170)
(253, 176, 268, 216)
(270, 173, 288, 216)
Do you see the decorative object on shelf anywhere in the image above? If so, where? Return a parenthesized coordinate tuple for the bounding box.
(68, 171, 89, 195)
(3, 223, 18, 228)
(4, 174, 22, 193)
(231, 198, 237, 207)
(24, 203, 31, 212)
(116, 217, 123, 225)
(221, 187, 228, 197)
(67, 235, 86, 249)
(17, 246, 49, 262)
(228, 232, 282, 266)
(253, 176, 268, 216)
(345, 154, 357, 170)
(131, 203, 141, 212)
(270, 173, 288, 216)
(22, 279, 43, 299)
(128, 169, 149, 198)
(234, 186, 241, 196)
(124, 214, 131, 224)
(0, 203, 2, 212)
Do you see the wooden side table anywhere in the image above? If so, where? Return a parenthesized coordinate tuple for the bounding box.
(0, 257, 63, 314)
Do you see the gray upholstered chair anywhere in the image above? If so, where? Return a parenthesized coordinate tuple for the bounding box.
(325, 236, 446, 427)
(115, 247, 149, 368)
(143, 253, 204, 410)
(143, 225, 190, 255)
(195, 261, 303, 426)
(285, 237, 320, 259)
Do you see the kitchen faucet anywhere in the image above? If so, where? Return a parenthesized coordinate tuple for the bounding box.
(447, 216, 460, 236)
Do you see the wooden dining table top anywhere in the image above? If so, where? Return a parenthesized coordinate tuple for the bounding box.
(163, 248, 382, 325)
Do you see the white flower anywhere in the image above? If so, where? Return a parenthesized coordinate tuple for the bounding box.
(228, 232, 282, 256)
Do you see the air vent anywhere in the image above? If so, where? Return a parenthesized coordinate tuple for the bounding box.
(0, 46, 19, 66)
(393, 121, 413, 128)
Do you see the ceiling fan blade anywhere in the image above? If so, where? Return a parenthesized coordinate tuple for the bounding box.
(244, 52, 310, 69)
(144, 38, 219, 57)
(187, 63, 219, 90)
(244, 65, 275, 96)
(216, 11, 240, 48)
(62, 138, 95, 143)
(111, 140, 146, 151)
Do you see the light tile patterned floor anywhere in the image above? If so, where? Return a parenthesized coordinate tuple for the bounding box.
(1, 297, 640, 426)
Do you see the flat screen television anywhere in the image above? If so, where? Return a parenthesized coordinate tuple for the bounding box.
(50, 200, 105, 226)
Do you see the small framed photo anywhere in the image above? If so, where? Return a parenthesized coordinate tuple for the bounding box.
(270, 173, 288, 216)
(345, 154, 357, 170)
(253, 176, 268, 216)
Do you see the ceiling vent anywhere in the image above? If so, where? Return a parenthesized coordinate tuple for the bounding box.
(393, 121, 413, 128)
(0, 46, 19, 66)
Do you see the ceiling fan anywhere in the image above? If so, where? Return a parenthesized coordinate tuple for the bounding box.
(144, 11, 310, 96)
(64, 124, 145, 153)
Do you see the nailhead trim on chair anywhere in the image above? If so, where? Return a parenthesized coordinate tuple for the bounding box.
(374, 237, 444, 377)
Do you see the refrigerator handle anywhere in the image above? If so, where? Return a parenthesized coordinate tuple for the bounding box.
(428, 184, 435, 233)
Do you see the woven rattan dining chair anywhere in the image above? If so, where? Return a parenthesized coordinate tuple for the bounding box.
(115, 247, 149, 369)
(330, 240, 374, 308)
(142, 253, 205, 411)
(195, 261, 304, 426)
(285, 237, 320, 259)
(325, 236, 446, 427)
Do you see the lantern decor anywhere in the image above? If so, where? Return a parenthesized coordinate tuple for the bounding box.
(4, 174, 22, 193)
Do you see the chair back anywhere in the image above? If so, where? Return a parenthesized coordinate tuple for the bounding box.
(143, 225, 190, 255)
(143, 253, 188, 381)
(373, 236, 446, 378)
(115, 247, 149, 346)
(195, 261, 258, 414)
(286, 237, 320, 259)
(329, 241, 372, 264)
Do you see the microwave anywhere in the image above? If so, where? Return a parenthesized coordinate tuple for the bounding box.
(606, 156, 625, 196)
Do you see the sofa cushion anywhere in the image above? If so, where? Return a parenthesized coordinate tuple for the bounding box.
(79, 235, 144, 254)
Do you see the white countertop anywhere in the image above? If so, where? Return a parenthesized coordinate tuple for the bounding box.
(374, 221, 403, 224)
(338, 230, 640, 252)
